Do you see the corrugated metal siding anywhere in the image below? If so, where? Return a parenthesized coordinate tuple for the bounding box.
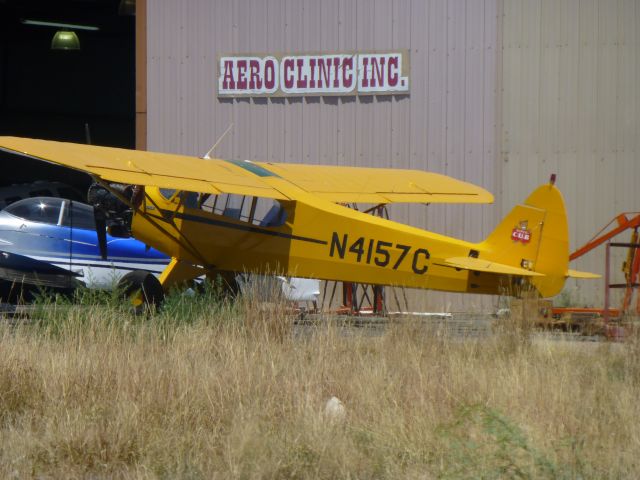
(146, 0, 500, 311)
(501, 0, 640, 306)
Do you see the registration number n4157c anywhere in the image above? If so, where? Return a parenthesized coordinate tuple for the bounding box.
(329, 232, 430, 275)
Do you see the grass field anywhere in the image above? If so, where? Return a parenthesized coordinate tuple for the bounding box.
(0, 284, 638, 479)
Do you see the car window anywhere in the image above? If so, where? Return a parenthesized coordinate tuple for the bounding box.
(61, 201, 96, 230)
(4, 197, 63, 225)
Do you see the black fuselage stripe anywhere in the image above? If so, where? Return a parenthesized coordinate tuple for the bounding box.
(158, 210, 328, 245)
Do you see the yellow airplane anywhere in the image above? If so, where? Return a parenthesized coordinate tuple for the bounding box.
(0, 136, 596, 306)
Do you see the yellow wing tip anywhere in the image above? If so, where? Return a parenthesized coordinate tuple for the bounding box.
(567, 269, 601, 279)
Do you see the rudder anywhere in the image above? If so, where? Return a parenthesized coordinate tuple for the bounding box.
(480, 181, 569, 297)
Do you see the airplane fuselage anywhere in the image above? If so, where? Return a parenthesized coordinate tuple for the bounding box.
(131, 183, 509, 295)
(0, 137, 585, 301)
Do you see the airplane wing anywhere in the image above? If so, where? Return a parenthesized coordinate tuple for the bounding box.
(0, 136, 288, 200)
(255, 162, 494, 204)
(0, 137, 492, 205)
(0, 249, 81, 288)
(437, 256, 544, 277)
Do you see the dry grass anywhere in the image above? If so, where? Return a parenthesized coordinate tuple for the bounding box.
(0, 285, 639, 478)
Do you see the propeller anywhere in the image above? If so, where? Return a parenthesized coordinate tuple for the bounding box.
(93, 206, 108, 260)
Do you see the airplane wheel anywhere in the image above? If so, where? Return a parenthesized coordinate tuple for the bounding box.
(118, 270, 164, 313)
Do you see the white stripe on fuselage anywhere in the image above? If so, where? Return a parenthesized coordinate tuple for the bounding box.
(30, 255, 168, 288)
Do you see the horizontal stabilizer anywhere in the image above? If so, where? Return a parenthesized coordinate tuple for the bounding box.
(567, 269, 601, 279)
(439, 256, 544, 277)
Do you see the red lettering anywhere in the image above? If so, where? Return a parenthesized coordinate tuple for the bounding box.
(249, 60, 262, 89)
(283, 58, 295, 89)
(511, 229, 531, 243)
(332, 57, 340, 88)
(236, 60, 248, 90)
(296, 58, 308, 88)
(371, 57, 385, 87)
(388, 56, 399, 87)
(342, 57, 353, 89)
(318, 58, 331, 88)
(264, 59, 276, 89)
(222, 60, 235, 89)
(309, 58, 316, 88)
(361, 57, 369, 87)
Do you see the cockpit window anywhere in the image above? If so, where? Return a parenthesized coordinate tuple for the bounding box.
(197, 193, 287, 227)
(61, 201, 97, 230)
(179, 191, 198, 209)
(259, 201, 287, 227)
(4, 197, 63, 225)
(160, 189, 177, 200)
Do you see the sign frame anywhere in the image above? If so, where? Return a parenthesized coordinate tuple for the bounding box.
(217, 50, 411, 98)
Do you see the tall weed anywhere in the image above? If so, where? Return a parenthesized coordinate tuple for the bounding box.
(0, 287, 637, 478)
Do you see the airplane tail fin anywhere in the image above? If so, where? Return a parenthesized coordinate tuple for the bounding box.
(480, 178, 569, 297)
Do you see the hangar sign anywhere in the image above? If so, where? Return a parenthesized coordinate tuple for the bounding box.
(217, 51, 410, 97)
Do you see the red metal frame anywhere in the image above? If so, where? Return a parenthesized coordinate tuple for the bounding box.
(570, 213, 640, 261)
(551, 307, 620, 316)
(622, 230, 640, 312)
(604, 242, 611, 322)
(565, 213, 640, 320)
(340, 204, 389, 315)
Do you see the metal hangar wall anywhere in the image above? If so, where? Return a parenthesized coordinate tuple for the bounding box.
(500, 0, 640, 308)
(140, 0, 501, 312)
(142, 0, 640, 311)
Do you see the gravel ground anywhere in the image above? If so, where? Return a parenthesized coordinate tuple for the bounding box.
(0, 302, 626, 343)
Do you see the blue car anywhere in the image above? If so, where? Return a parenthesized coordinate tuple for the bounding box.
(0, 196, 170, 301)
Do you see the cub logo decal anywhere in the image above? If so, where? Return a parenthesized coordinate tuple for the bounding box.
(511, 221, 531, 244)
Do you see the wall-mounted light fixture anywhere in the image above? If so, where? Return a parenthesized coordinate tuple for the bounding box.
(51, 30, 80, 50)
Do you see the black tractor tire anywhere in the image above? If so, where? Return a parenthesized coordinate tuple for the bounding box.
(118, 270, 164, 314)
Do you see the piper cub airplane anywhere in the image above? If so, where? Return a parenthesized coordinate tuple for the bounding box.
(0, 136, 596, 306)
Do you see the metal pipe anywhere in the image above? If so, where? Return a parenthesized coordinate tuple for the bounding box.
(604, 242, 610, 324)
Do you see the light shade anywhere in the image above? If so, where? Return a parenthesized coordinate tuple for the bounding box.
(51, 30, 80, 50)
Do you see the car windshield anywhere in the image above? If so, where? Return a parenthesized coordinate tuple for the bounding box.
(4, 197, 63, 225)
